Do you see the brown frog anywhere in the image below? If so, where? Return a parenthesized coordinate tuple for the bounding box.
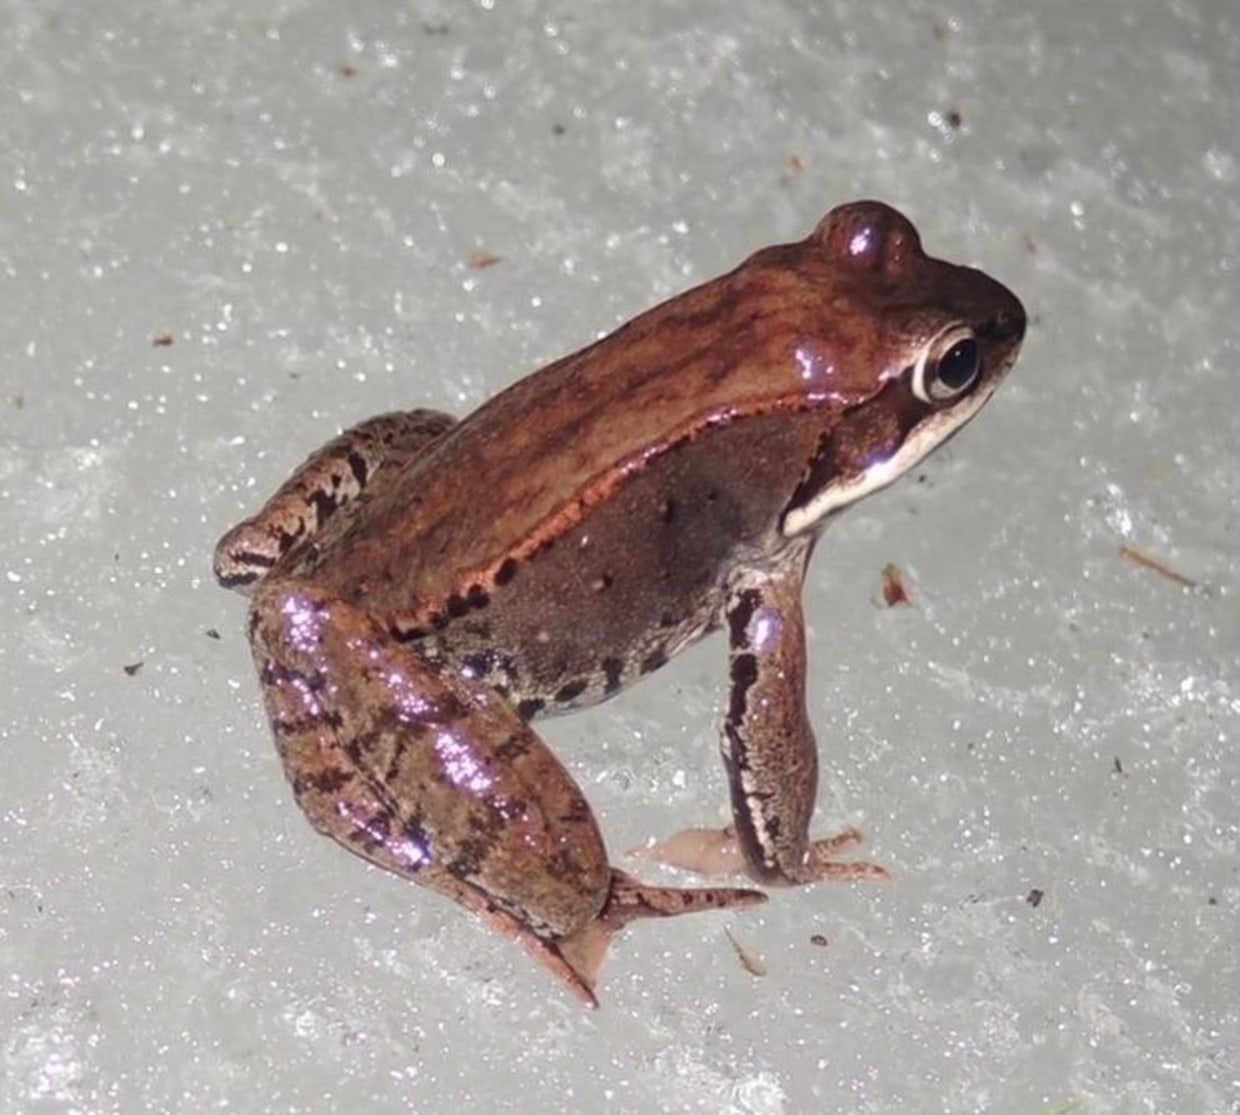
(214, 201, 1026, 1006)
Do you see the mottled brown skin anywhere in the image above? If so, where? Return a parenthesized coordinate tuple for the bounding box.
(214, 201, 1026, 1006)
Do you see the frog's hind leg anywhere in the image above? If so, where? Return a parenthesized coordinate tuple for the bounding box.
(248, 582, 764, 1007)
(449, 869, 766, 1009)
(549, 870, 767, 1007)
(214, 408, 456, 591)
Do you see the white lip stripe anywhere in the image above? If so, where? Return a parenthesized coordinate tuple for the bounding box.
(780, 382, 998, 538)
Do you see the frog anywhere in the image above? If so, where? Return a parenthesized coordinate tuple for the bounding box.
(213, 200, 1026, 1007)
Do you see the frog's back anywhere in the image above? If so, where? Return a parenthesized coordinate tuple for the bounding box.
(306, 240, 865, 620)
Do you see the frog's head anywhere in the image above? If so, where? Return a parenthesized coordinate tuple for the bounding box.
(781, 200, 1026, 538)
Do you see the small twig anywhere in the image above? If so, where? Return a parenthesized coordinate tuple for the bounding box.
(723, 927, 767, 977)
(1118, 543, 1197, 589)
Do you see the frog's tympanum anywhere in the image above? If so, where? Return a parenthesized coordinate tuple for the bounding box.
(214, 201, 1026, 1006)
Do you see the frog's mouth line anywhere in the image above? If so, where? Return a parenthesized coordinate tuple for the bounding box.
(780, 369, 1005, 539)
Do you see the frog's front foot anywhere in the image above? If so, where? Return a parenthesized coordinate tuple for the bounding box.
(640, 825, 890, 886)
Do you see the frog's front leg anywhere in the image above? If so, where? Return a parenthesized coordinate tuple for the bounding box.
(651, 540, 890, 887)
(249, 581, 765, 1006)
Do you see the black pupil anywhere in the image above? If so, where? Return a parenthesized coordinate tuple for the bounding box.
(936, 337, 980, 391)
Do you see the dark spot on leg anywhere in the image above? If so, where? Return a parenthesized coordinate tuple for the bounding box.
(427, 692, 468, 724)
(310, 487, 340, 526)
(350, 809, 392, 851)
(725, 613, 770, 711)
(517, 697, 546, 720)
(233, 549, 276, 569)
(558, 795, 593, 825)
(659, 498, 677, 524)
(302, 671, 328, 695)
(460, 651, 493, 679)
(451, 819, 512, 879)
(276, 524, 305, 553)
(728, 652, 758, 725)
(293, 765, 354, 798)
(727, 588, 761, 649)
(346, 727, 386, 762)
(601, 657, 624, 694)
(592, 572, 614, 592)
(640, 647, 668, 675)
(217, 567, 260, 590)
(490, 650, 518, 683)
(259, 659, 291, 687)
(495, 733, 530, 761)
(554, 677, 588, 704)
(346, 449, 369, 486)
(494, 558, 519, 586)
(274, 708, 343, 736)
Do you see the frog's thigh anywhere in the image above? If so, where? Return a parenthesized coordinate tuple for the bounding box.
(214, 409, 457, 590)
(248, 582, 613, 938)
(268, 703, 614, 1007)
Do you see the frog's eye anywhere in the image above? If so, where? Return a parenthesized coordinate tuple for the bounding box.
(912, 324, 981, 403)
